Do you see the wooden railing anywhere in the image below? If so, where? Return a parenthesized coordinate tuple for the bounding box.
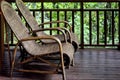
(4, 0, 120, 48)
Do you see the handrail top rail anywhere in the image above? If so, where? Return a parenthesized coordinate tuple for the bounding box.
(6, 0, 120, 2)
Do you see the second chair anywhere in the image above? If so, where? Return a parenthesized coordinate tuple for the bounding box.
(16, 0, 79, 51)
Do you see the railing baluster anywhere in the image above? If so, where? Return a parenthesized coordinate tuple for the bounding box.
(118, 2, 120, 45)
(97, 11, 99, 45)
(57, 11, 59, 34)
(41, 2, 44, 28)
(104, 11, 107, 46)
(50, 11, 52, 35)
(81, 2, 84, 49)
(112, 11, 115, 45)
(64, 11, 67, 28)
(72, 11, 75, 32)
(11, 30, 13, 44)
(89, 11, 92, 45)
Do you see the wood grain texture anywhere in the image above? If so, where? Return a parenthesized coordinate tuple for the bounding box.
(1, 49, 120, 80)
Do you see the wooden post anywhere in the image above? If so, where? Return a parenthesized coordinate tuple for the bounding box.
(0, 12, 4, 72)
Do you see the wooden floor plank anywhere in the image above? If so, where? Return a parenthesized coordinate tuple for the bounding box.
(1, 49, 120, 80)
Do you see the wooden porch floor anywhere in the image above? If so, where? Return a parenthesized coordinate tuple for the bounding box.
(1, 49, 120, 80)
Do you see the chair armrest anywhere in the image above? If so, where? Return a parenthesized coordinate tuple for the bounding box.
(29, 27, 67, 43)
(38, 20, 73, 32)
(13, 36, 63, 53)
(59, 27, 72, 43)
(17, 36, 63, 54)
(12, 36, 64, 68)
(20, 35, 62, 43)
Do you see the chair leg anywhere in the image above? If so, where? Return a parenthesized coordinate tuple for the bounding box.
(62, 67, 66, 80)
(10, 53, 16, 77)
(61, 54, 66, 80)
(10, 44, 18, 77)
(71, 59, 74, 66)
(10, 56, 15, 77)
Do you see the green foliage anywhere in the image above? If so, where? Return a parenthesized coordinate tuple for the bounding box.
(10, 2, 119, 46)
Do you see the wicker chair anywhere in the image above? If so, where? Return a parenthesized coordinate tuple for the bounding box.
(16, 0, 79, 51)
(1, 1, 75, 80)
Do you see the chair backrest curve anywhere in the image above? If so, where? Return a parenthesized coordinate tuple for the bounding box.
(1, 1, 41, 55)
(16, 0, 46, 36)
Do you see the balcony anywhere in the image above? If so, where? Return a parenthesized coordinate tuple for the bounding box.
(0, 0, 120, 80)
(1, 0, 120, 48)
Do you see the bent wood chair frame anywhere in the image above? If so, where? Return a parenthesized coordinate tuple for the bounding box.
(1, 1, 75, 80)
(16, 0, 79, 51)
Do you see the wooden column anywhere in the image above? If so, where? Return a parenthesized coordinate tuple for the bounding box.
(0, 12, 4, 71)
